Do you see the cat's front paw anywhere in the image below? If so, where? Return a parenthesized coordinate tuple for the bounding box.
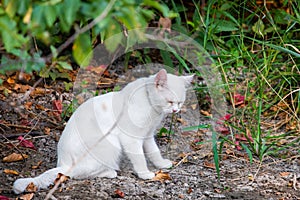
(156, 159, 173, 169)
(137, 171, 155, 180)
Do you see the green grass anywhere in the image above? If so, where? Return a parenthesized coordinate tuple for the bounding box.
(167, 0, 299, 170)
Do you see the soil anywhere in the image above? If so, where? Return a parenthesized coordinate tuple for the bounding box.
(0, 68, 299, 200)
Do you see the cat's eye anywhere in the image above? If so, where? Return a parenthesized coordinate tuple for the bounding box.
(167, 100, 173, 105)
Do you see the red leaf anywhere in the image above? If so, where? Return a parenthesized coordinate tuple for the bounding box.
(234, 93, 245, 107)
(17, 136, 36, 150)
(115, 189, 125, 198)
(235, 134, 247, 141)
(52, 100, 63, 114)
(235, 141, 242, 151)
(222, 114, 232, 121)
(0, 195, 10, 200)
(216, 125, 230, 135)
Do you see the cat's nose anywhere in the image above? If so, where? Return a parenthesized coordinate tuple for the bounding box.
(172, 109, 179, 113)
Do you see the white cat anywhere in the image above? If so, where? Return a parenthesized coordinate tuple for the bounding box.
(13, 69, 193, 194)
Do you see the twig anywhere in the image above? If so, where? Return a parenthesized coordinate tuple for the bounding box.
(0, 131, 42, 139)
(293, 173, 298, 190)
(1, 124, 39, 131)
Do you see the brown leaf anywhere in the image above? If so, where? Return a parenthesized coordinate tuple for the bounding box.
(32, 161, 43, 169)
(7, 77, 15, 84)
(26, 182, 37, 193)
(279, 172, 290, 177)
(158, 17, 172, 33)
(203, 161, 215, 169)
(13, 84, 31, 93)
(114, 189, 125, 198)
(32, 87, 46, 96)
(200, 110, 212, 117)
(44, 127, 51, 135)
(19, 193, 34, 200)
(152, 170, 171, 182)
(3, 169, 19, 175)
(54, 173, 70, 185)
(190, 104, 197, 110)
(2, 153, 28, 162)
(24, 102, 33, 110)
(187, 187, 193, 194)
(248, 174, 254, 181)
(177, 118, 187, 126)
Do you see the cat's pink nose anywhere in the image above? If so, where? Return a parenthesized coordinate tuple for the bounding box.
(172, 109, 179, 113)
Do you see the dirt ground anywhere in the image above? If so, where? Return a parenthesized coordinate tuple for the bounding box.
(0, 70, 299, 200)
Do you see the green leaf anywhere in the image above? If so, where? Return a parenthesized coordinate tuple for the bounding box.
(62, 0, 80, 27)
(212, 131, 220, 179)
(160, 50, 174, 68)
(241, 143, 253, 164)
(103, 19, 123, 52)
(182, 124, 210, 131)
(50, 45, 58, 58)
(58, 61, 72, 70)
(213, 19, 239, 33)
(5, 0, 18, 18)
(72, 33, 93, 67)
(0, 15, 27, 51)
(44, 5, 57, 27)
(252, 19, 265, 37)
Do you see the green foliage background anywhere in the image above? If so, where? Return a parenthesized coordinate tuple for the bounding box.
(0, 0, 171, 73)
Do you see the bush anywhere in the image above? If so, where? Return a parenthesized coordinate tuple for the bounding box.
(0, 0, 171, 75)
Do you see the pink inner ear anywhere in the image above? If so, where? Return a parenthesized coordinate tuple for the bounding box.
(155, 69, 167, 87)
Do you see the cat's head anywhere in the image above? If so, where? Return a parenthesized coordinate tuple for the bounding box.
(149, 69, 193, 114)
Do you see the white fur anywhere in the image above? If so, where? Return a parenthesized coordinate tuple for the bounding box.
(13, 69, 193, 194)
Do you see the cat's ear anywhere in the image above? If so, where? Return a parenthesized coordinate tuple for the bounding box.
(155, 69, 168, 88)
(183, 74, 194, 88)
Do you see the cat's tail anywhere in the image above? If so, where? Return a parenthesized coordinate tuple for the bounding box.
(13, 167, 65, 194)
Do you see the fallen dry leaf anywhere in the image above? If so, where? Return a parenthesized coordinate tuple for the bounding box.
(0, 195, 10, 200)
(13, 84, 31, 93)
(17, 136, 36, 150)
(200, 110, 211, 117)
(279, 172, 290, 177)
(158, 17, 172, 33)
(6, 77, 15, 84)
(26, 182, 37, 193)
(248, 174, 254, 181)
(35, 104, 45, 110)
(187, 187, 193, 194)
(24, 101, 33, 110)
(3, 169, 19, 175)
(203, 161, 215, 169)
(114, 189, 125, 198)
(52, 100, 63, 114)
(18, 193, 34, 200)
(54, 173, 70, 185)
(177, 118, 187, 126)
(44, 127, 51, 135)
(190, 104, 198, 110)
(3, 153, 28, 162)
(152, 170, 171, 182)
(32, 161, 43, 169)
